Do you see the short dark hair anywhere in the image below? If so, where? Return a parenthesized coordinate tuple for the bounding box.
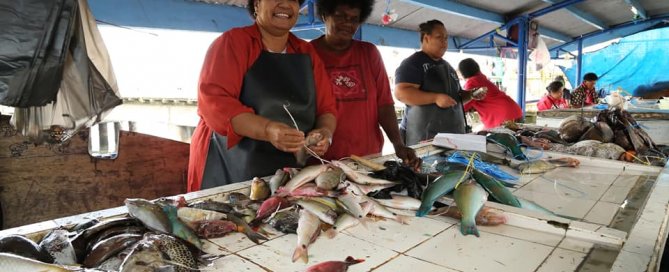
(583, 72, 598, 81)
(419, 20, 444, 42)
(554, 75, 565, 82)
(247, 0, 307, 18)
(546, 81, 564, 93)
(316, 0, 374, 23)
(458, 58, 480, 79)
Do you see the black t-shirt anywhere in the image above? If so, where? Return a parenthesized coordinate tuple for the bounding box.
(394, 51, 466, 144)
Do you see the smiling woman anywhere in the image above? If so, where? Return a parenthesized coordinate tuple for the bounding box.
(310, 0, 421, 169)
(186, 0, 338, 191)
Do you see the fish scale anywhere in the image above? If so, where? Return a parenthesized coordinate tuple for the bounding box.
(146, 234, 197, 272)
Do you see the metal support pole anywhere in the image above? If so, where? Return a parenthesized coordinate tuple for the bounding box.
(307, 0, 315, 24)
(516, 17, 528, 114)
(576, 39, 583, 85)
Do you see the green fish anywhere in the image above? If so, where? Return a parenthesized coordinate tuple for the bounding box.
(517, 198, 579, 220)
(487, 133, 527, 161)
(416, 170, 469, 217)
(471, 169, 520, 208)
(161, 205, 202, 249)
(516, 160, 556, 174)
(454, 180, 488, 237)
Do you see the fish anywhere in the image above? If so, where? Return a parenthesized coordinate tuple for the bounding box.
(559, 115, 594, 143)
(305, 256, 365, 272)
(162, 205, 203, 249)
(195, 220, 238, 238)
(416, 170, 469, 217)
(315, 167, 345, 190)
(145, 233, 198, 272)
(282, 164, 329, 192)
(86, 226, 146, 253)
(226, 192, 250, 206)
(125, 198, 172, 234)
(486, 133, 527, 160)
(70, 217, 140, 262)
(227, 213, 268, 244)
(579, 121, 614, 143)
(0, 252, 73, 272)
(253, 196, 291, 224)
(69, 218, 100, 233)
(324, 213, 367, 239)
(534, 129, 568, 144)
(0, 235, 53, 264)
(39, 229, 78, 265)
(293, 209, 321, 263)
(353, 183, 396, 195)
(454, 180, 488, 237)
(546, 157, 580, 168)
(471, 169, 520, 208)
(429, 206, 507, 226)
(331, 160, 398, 185)
(335, 192, 369, 219)
(375, 194, 422, 211)
(83, 233, 142, 268)
(516, 198, 579, 221)
(177, 207, 227, 229)
(269, 169, 289, 195)
(276, 183, 343, 198)
(250, 177, 271, 201)
(267, 208, 300, 234)
(296, 199, 338, 225)
(119, 240, 167, 272)
(515, 160, 557, 174)
(188, 199, 237, 215)
(444, 150, 509, 165)
(367, 198, 410, 224)
(296, 133, 322, 166)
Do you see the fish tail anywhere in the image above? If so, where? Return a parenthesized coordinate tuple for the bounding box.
(244, 229, 268, 244)
(460, 220, 480, 237)
(324, 228, 337, 239)
(395, 214, 410, 225)
(360, 201, 374, 217)
(415, 203, 432, 217)
(345, 256, 365, 265)
(292, 245, 308, 263)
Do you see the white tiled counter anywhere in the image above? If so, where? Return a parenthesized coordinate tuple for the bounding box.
(1, 145, 667, 272)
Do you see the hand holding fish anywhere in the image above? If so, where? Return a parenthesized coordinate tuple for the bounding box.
(305, 128, 332, 156)
(471, 87, 488, 100)
(265, 121, 305, 153)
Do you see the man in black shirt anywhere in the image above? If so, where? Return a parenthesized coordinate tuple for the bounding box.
(394, 19, 483, 145)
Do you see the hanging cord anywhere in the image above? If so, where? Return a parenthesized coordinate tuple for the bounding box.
(283, 103, 330, 164)
(487, 137, 530, 162)
(454, 152, 477, 189)
(519, 144, 544, 161)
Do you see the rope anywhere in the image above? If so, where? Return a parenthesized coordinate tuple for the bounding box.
(454, 152, 476, 189)
(283, 103, 330, 164)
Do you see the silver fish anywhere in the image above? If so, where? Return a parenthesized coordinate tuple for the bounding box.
(315, 167, 345, 190)
(39, 229, 77, 265)
(283, 164, 329, 192)
(125, 198, 171, 233)
(375, 194, 422, 211)
(0, 253, 73, 272)
(292, 209, 321, 263)
(296, 199, 337, 225)
(331, 160, 397, 185)
(269, 169, 289, 195)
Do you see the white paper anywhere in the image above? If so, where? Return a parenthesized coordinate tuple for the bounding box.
(432, 133, 487, 152)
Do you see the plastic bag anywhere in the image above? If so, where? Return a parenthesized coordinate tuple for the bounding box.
(9, 0, 121, 143)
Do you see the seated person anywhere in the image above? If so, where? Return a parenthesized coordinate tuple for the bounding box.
(570, 72, 599, 108)
(537, 81, 569, 111)
(554, 75, 571, 101)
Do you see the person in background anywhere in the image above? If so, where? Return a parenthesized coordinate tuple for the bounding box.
(570, 72, 599, 108)
(394, 20, 485, 146)
(554, 75, 571, 101)
(457, 58, 523, 129)
(537, 81, 569, 111)
(310, 0, 419, 168)
(187, 0, 337, 192)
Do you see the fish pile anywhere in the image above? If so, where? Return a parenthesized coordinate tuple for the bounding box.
(498, 110, 668, 166)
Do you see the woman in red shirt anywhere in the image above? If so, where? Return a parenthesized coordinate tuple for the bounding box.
(537, 81, 569, 111)
(309, 0, 419, 168)
(458, 58, 523, 129)
(187, 0, 337, 191)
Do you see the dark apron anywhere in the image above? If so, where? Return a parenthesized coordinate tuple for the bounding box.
(402, 63, 466, 146)
(201, 51, 316, 189)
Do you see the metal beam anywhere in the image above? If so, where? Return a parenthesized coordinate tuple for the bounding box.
(517, 17, 529, 113)
(550, 13, 669, 55)
(539, 26, 571, 42)
(541, 0, 607, 30)
(624, 0, 648, 19)
(399, 0, 504, 24)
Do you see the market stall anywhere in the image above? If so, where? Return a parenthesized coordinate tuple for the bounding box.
(1, 143, 667, 272)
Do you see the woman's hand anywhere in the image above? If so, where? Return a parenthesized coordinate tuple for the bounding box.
(305, 128, 332, 157)
(265, 121, 305, 153)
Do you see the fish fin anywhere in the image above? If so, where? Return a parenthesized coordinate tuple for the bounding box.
(344, 256, 365, 265)
(416, 202, 433, 217)
(244, 229, 268, 244)
(292, 245, 308, 263)
(460, 221, 480, 237)
(395, 214, 410, 225)
(324, 228, 337, 239)
(360, 201, 374, 217)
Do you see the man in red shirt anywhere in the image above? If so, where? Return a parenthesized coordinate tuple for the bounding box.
(310, 0, 419, 168)
(187, 0, 337, 192)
